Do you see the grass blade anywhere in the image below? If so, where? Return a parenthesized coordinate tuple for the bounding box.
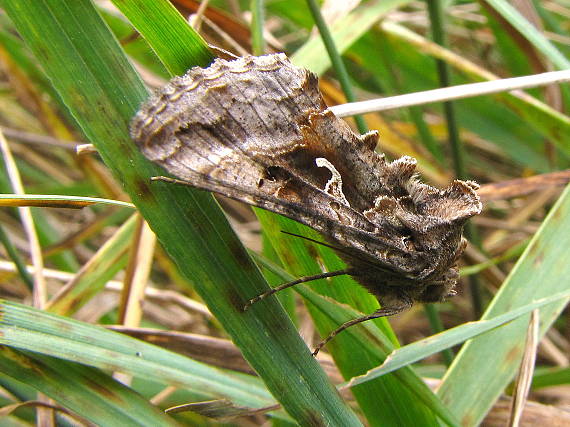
(347, 289, 570, 387)
(0, 193, 135, 209)
(437, 184, 570, 426)
(0, 347, 179, 426)
(483, 0, 570, 69)
(0, 299, 283, 412)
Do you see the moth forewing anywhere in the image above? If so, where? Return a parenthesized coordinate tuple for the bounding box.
(131, 53, 482, 354)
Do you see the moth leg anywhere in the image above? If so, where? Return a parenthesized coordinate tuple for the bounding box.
(243, 269, 353, 311)
(312, 298, 412, 357)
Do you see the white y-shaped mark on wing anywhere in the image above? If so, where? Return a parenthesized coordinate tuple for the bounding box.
(316, 157, 350, 208)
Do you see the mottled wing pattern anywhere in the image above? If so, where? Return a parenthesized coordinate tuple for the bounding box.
(131, 55, 397, 253)
(131, 54, 481, 296)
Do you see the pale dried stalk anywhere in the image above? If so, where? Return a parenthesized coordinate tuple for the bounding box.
(0, 130, 46, 308)
(330, 69, 570, 117)
(118, 215, 157, 326)
(188, 0, 211, 32)
(0, 129, 53, 427)
(508, 310, 540, 427)
(0, 126, 81, 149)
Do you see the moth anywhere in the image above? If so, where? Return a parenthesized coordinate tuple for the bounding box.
(131, 53, 482, 355)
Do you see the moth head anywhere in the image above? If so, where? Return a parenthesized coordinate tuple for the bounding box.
(364, 175, 481, 283)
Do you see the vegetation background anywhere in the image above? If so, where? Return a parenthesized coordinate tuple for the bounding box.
(0, 0, 569, 426)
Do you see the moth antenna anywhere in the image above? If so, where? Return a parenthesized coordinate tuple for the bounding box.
(311, 301, 412, 357)
(281, 231, 394, 273)
(280, 230, 344, 252)
(243, 269, 353, 311)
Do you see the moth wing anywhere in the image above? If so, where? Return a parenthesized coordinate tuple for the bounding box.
(131, 54, 407, 266)
(131, 53, 481, 282)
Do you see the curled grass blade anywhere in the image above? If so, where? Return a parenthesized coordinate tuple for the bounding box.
(0, 193, 135, 209)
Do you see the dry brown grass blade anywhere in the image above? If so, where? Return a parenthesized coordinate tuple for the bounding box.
(0, 131, 46, 308)
(0, 125, 53, 427)
(0, 126, 82, 149)
(483, 398, 570, 427)
(423, 378, 570, 426)
(477, 170, 570, 202)
(541, 329, 570, 366)
(43, 208, 124, 258)
(45, 214, 137, 316)
(164, 399, 280, 422)
(173, 0, 253, 52)
(508, 309, 540, 427)
(462, 243, 507, 287)
(0, 259, 211, 317)
(0, 198, 95, 209)
(484, 189, 559, 253)
(107, 326, 255, 375)
(118, 216, 156, 326)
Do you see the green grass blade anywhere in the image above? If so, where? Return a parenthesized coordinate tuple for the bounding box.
(305, 0, 367, 133)
(0, 299, 283, 412)
(347, 289, 570, 387)
(532, 366, 570, 389)
(0, 0, 362, 424)
(437, 184, 570, 426)
(255, 212, 448, 426)
(292, 0, 410, 73)
(249, 0, 266, 55)
(483, 0, 570, 69)
(110, 0, 213, 73)
(0, 347, 179, 427)
(253, 253, 460, 427)
(299, 286, 460, 427)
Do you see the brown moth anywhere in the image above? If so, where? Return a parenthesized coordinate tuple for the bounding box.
(131, 53, 482, 355)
